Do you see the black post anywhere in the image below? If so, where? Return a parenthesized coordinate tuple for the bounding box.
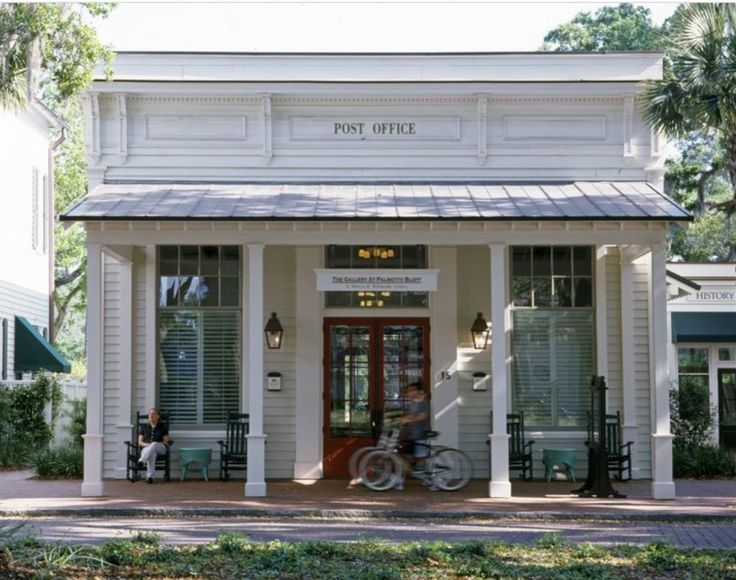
(572, 376, 625, 498)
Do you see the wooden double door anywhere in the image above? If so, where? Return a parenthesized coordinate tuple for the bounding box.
(323, 317, 430, 477)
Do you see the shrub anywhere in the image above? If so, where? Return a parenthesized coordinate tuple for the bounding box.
(0, 373, 63, 468)
(65, 399, 86, 447)
(30, 444, 83, 479)
(673, 444, 736, 478)
(670, 378, 714, 448)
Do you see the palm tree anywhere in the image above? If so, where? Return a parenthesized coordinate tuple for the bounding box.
(641, 3, 736, 258)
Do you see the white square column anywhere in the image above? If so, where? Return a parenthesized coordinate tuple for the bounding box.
(113, 250, 133, 479)
(245, 243, 267, 497)
(81, 243, 104, 497)
(619, 248, 638, 475)
(488, 244, 511, 498)
(650, 243, 675, 499)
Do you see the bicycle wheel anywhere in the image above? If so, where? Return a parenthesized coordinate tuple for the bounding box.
(427, 448, 473, 491)
(358, 450, 401, 491)
(349, 446, 379, 482)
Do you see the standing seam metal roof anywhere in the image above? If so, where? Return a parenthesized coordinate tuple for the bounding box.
(61, 182, 691, 221)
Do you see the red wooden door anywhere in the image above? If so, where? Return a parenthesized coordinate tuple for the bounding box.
(323, 317, 430, 477)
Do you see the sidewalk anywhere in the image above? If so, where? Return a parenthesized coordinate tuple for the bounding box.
(1, 470, 734, 520)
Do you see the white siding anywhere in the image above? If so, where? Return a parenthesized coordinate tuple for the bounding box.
(102, 256, 122, 476)
(456, 246, 492, 477)
(0, 106, 54, 378)
(132, 248, 148, 415)
(633, 257, 653, 477)
(263, 246, 297, 478)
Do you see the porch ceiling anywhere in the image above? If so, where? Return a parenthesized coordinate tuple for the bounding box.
(61, 182, 691, 222)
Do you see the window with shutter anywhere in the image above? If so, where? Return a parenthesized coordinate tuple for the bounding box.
(158, 246, 241, 426)
(511, 246, 595, 428)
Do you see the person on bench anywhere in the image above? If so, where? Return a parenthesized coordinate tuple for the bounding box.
(138, 408, 169, 484)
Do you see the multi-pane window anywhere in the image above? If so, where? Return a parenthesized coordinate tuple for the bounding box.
(511, 246, 595, 428)
(158, 246, 241, 426)
(324, 245, 428, 308)
(678, 348, 709, 391)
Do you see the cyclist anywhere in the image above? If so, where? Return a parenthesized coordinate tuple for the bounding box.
(395, 381, 433, 490)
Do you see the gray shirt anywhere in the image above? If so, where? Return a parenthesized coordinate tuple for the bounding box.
(408, 396, 431, 440)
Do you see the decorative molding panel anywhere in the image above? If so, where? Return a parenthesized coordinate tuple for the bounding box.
(145, 115, 247, 141)
(115, 94, 128, 163)
(261, 94, 273, 162)
(623, 96, 635, 157)
(82, 93, 101, 164)
(477, 95, 488, 164)
(650, 127, 663, 158)
(502, 115, 606, 141)
(290, 116, 461, 142)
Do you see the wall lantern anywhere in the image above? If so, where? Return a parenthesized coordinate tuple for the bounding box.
(264, 312, 284, 349)
(471, 312, 490, 350)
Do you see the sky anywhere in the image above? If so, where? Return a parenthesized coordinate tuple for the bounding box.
(92, 2, 681, 53)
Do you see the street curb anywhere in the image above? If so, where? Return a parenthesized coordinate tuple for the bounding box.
(2, 507, 735, 523)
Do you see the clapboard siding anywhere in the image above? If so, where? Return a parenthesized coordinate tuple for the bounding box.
(102, 256, 122, 476)
(456, 246, 492, 478)
(0, 281, 49, 377)
(132, 248, 148, 415)
(606, 250, 624, 413)
(632, 258, 652, 477)
(263, 246, 297, 478)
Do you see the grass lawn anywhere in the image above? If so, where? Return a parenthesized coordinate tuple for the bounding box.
(1, 531, 734, 579)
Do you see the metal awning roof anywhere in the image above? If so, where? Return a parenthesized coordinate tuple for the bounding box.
(672, 312, 736, 343)
(61, 182, 691, 222)
(14, 317, 71, 374)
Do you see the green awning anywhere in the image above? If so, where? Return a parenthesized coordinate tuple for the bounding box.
(14, 316, 71, 373)
(671, 312, 736, 343)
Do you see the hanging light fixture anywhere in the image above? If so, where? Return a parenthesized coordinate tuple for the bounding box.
(264, 312, 284, 349)
(471, 312, 490, 350)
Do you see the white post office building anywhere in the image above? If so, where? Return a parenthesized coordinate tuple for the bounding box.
(62, 52, 690, 499)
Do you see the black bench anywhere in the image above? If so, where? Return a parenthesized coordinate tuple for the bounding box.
(124, 410, 174, 482)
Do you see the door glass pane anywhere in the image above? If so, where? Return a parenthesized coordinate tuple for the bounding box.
(381, 324, 424, 420)
(719, 372, 736, 427)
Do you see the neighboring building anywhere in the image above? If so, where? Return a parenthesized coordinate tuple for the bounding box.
(667, 262, 736, 449)
(62, 52, 689, 499)
(0, 100, 71, 379)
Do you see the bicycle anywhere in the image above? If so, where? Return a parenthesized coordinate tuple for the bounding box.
(358, 428, 473, 492)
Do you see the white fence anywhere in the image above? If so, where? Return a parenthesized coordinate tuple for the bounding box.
(3, 379, 87, 446)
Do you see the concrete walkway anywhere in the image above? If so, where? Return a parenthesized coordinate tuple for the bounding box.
(1, 470, 734, 520)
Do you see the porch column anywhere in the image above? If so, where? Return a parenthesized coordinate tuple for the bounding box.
(246, 243, 267, 497)
(619, 249, 638, 475)
(595, 246, 608, 381)
(81, 243, 104, 497)
(488, 243, 511, 498)
(294, 247, 322, 479)
(650, 243, 675, 499)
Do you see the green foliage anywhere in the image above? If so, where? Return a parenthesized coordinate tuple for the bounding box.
(542, 3, 666, 52)
(65, 399, 86, 447)
(3, 537, 736, 578)
(670, 378, 714, 448)
(670, 377, 735, 477)
(670, 212, 736, 261)
(30, 444, 83, 479)
(0, 373, 63, 468)
(673, 443, 736, 478)
(0, 3, 115, 107)
(641, 3, 736, 259)
(52, 100, 88, 363)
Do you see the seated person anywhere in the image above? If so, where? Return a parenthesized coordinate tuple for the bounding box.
(138, 408, 169, 483)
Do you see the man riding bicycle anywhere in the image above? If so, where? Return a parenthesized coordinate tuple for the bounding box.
(396, 381, 433, 490)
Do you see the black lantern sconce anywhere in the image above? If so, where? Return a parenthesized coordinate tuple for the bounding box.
(264, 312, 284, 349)
(471, 312, 490, 350)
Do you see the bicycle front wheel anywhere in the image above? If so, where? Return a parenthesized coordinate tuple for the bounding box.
(349, 446, 379, 482)
(427, 448, 473, 491)
(358, 450, 401, 492)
